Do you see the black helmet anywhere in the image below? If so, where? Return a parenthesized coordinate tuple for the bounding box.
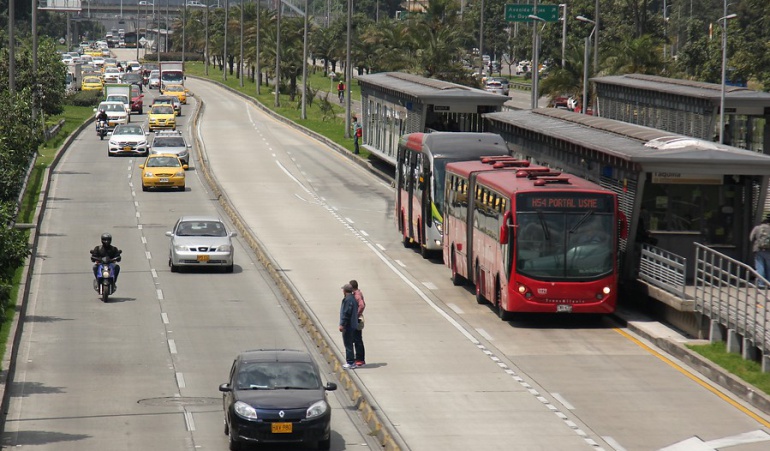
(101, 233, 112, 246)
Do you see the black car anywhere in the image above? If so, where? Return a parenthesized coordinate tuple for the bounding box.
(219, 349, 337, 451)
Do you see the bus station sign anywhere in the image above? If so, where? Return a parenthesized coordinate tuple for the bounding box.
(505, 4, 560, 23)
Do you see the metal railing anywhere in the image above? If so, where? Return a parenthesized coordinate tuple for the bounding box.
(694, 243, 770, 354)
(638, 244, 688, 298)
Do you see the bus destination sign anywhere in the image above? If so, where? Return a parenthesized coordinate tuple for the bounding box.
(519, 194, 612, 212)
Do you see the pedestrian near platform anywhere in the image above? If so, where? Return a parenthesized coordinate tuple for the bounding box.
(352, 115, 362, 155)
(338, 283, 359, 369)
(350, 280, 366, 367)
(749, 215, 770, 288)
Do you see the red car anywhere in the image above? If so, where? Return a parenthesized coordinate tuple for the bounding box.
(130, 85, 144, 114)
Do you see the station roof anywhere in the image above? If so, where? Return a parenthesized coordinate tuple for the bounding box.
(593, 74, 770, 108)
(484, 108, 770, 175)
(357, 72, 508, 107)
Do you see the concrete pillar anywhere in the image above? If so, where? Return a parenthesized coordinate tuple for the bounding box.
(726, 329, 741, 354)
(709, 319, 723, 342)
(762, 355, 770, 373)
(742, 338, 758, 360)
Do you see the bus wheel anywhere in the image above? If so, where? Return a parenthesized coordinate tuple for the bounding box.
(496, 282, 511, 321)
(420, 243, 431, 259)
(450, 251, 465, 286)
(475, 266, 486, 304)
(402, 233, 412, 248)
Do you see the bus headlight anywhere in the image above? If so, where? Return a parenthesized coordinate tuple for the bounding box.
(602, 286, 611, 295)
(435, 220, 443, 234)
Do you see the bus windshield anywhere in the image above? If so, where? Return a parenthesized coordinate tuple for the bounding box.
(515, 193, 614, 280)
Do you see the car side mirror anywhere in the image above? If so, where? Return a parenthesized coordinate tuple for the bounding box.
(182, 164, 189, 170)
(139, 164, 145, 169)
(165, 231, 173, 237)
(219, 383, 232, 393)
(325, 382, 337, 391)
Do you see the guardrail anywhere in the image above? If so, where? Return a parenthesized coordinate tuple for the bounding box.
(694, 242, 770, 370)
(510, 81, 532, 91)
(638, 244, 688, 299)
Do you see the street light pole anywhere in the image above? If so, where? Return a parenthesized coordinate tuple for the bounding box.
(255, 0, 261, 94)
(182, 3, 186, 66)
(577, 16, 597, 115)
(224, 0, 229, 81)
(205, 4, 209, 76)
(274, 0, 281, 107)
(718, 11, 738, 145)
(301, 0, 309, 119)
(345, 0, 352, 137)
(560, 3, 566, 68)
(528, 14, 545, 109)
(239, 0, 244, 87)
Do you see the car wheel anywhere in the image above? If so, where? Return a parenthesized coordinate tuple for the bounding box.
(169, 258, 178, 273)
(228, 428, 241, 451)
(223, 418, 229, 435)
(178, 185, 185, 192)
(317, 437, 331, 450)
(142, 184, 148, 192)
(225, 264, 234, 273)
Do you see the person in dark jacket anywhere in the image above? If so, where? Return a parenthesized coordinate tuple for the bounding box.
(91, 232, 122, 284)
(338, 283, 358, 369)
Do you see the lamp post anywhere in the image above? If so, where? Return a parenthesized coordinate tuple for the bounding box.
(255, 0, 261, 94)
(478, 0, 485, 82)
(274, 0, 281, 106)
(577, 15, 597, 115)
(528, 14, 545, 109)
(205, 5, 209, 75)
(301, 0, 309, 119)
(718, 12, 737, 144)
(344, 0, 352, 137)
(560, 3, 566, 68)
(224, 0, 228, 81)
(239, 0, 244, 87)
(182, 3, 187, 66)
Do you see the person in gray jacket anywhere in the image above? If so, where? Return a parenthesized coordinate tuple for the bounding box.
(338, 283, 359, 369)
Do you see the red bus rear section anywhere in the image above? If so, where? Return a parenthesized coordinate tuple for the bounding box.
(443, 158, 619, 320)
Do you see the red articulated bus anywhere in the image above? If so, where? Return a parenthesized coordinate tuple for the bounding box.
(443, 157, 620, 319)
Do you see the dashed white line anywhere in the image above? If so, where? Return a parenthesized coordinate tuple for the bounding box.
(151, 269, 158, 278)
(552, 393, 575, 410)
(168, 339, 177, 354)
(395, 260, 406, 268)
(161, 312, 169, 324)
(376, 244, 386, 251)
(601, 436, 627, 451)
(360, 230, 369, 237)
(157, 289, 164, 300)
(345, 217, 354, 224)
(184, 410, 196, 431)
(135, 201, 139, 207)
(141, 236, 147, 244)
(447, 303, 464, 314)
(475, 328, 494, 341)
(136, 212, 141, 218)
(422, 282, 438, 290)
(137, 224, 143, 230)
(176, 372, 186, 388)
(145, 251, 152, 260)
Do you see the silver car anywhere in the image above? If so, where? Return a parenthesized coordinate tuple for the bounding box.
(150, 130, 191, 165)
(166, 216, 237, 273)
(148, 70, 160, 89)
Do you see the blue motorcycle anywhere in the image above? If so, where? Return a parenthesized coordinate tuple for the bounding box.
(91, 252, 121, 302)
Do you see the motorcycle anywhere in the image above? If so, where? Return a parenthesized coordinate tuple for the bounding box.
(96, 120, 108, 140)
(91, 251, 121, 302)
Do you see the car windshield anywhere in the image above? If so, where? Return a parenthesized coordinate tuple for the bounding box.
(155, 98, 172, 104)
(147, 157, 181, 168)
(154, 137, 185, 147)
(166, 86, 182, 92)
(235, 362, 320, 390)
(175, 221, 227, 237)
(84, 77, 100, 83)
(152, 106, 173, 115)
(107, 96, 126, 103)
(114, 126, 142, 135)
(104, 104, 124, 112)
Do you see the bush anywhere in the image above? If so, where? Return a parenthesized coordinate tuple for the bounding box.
(142, 52, 204, 63)
(66, 90, 102, 107)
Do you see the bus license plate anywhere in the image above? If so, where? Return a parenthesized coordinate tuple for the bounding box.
(271, 422, 292, 433)
(556, 305, 572, 313)
(197, 255, 209, 262)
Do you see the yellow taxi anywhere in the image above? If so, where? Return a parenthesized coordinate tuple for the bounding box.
(81, 76, 103, 92)
(161, 84, 187, 104)
(86, 48, 102, 58)
(147, 104, 176, 131)
(139, 154, 188, 191)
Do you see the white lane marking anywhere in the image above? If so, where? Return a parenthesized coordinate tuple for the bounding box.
(137, 224, 143, 230)
(141, 236, 147, 244)
(345, 217, 354, 224)
(151, 269, 158, 278)
(168, 339, 177, 354)
(161, 312, 169, 324)
(552, 393, 576, 410)
(395, 260, 406, 268)
(184, 410, 196, 431)
(447, 303, 464, 314)
(376, 244, 386, 251)
(157, 289, 164, 300)
(476, 328, 493, 341)
(659, 430, 770, 451)
(135, 201, 139, 207)
(136, 211, 140, 218)
(145, 251, 152, 260)
(602, 437, 627, 451)
(176, 372, 186, 388)
(360, 230, 369, 237)
(422, 282, 438, 290)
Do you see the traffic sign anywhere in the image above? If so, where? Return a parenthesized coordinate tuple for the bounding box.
(505, 4, 560, 23)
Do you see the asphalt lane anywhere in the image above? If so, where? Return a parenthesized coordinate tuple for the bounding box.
(190, 77, 770, 451)
(2, 89, 378, 450)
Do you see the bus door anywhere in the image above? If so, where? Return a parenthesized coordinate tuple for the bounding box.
(395, 145, 405, 232)
(411, 151, 423, 240)
(465, 174, 478, 280)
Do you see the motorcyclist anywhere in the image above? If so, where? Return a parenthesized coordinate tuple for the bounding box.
(96, 109, 109, 130)
(91, 233, 121, 286)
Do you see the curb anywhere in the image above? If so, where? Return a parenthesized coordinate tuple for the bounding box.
(189, 93, 409, 451)
(0, 117, 96, 438)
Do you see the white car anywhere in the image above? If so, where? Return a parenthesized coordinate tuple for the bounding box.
(95, 101, 129, 130)
(103, 67, 122, 84)
(108, 124, 150, 157)
(105, 94, 132, 116)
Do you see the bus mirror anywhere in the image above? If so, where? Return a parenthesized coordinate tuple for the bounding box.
(619, 211, 629, 239)
(499, 211, 513, 244)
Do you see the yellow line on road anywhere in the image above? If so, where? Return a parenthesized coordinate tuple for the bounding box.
(614, 327, 770, 428)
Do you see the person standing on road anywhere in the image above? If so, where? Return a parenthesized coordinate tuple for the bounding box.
(750, 215, 770, 288)
(338, 283, 359, 369)
(350, 280, 366, 367)
(352, 115, 362, 155)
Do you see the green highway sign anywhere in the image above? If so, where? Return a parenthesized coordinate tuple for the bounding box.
(505, 4, 560, 23)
